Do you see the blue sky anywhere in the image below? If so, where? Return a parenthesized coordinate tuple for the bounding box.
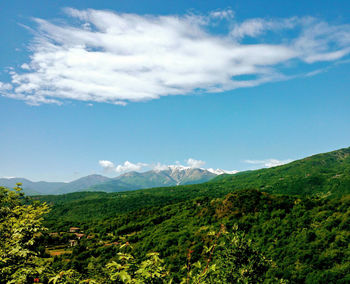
(1, 0, 350, 181)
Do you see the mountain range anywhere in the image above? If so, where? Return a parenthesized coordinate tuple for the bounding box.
(0, 166, 233, 195)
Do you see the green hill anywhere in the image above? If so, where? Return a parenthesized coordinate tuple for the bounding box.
(212, 146, 350, 196)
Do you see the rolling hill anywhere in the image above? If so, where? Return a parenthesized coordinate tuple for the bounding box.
(212, 146, 350, 196)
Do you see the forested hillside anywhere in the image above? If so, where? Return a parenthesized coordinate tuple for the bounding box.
(37, 189, 350, 283)
(213, 146, 350, 196)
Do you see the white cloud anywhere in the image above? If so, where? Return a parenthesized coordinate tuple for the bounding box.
(99, 160, 148, 173)
(292, 18, 350, 63)
(209, 9, 234, 20)
(115, 161, 148, 173)
(99, 160, 116, 172)
(20, 63, 30, 70)
(0, 82, 12, 91)
(4, 9, 349, 105)
(152, 162, 170, 172)
(244, 158, 293, 168)
(186, 158, 206, 168)
(231, 17, 298, 39)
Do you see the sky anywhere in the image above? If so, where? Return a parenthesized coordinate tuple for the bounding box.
(1, 0, 350, 181)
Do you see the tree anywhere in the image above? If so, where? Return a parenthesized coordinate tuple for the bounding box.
(208, 225, 274, 283)
(0, 184, 50, 283)
(105, 241, 171, 284)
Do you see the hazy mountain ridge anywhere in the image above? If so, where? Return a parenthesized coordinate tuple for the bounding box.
(85, 166, 218, 193)
(57, 174, 111, 194)
(0, 178, 64, 195)
(0, 174, 111, 195)
(1, 167, 224, 195)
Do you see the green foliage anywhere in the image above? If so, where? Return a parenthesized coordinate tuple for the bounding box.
(106, 251, 170, 283)
(48, 269, 88, 284)
(208, 225, 273, 283)
(42, 189, 349, 282)
(0, 184, 50, 283)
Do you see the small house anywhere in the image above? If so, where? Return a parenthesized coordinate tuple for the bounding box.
(75, 233, 85, 239)
(69, 227, 80, 233)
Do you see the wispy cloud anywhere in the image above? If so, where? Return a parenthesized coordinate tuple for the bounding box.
(1, 8, 350, 105)
(244, 158, 293, 168)
(209, 8, 235, 20)
(230, 17, 298, 39)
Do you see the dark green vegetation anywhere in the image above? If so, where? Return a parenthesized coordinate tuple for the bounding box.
(39, 189, 349, 283)
(2, 147, 350, 282)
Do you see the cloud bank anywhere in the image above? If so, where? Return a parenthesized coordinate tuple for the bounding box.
(99, 160, 147, 173)
(1, 8, 350, 105)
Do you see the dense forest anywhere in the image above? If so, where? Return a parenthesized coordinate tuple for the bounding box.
(1, 147, 350, 283)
